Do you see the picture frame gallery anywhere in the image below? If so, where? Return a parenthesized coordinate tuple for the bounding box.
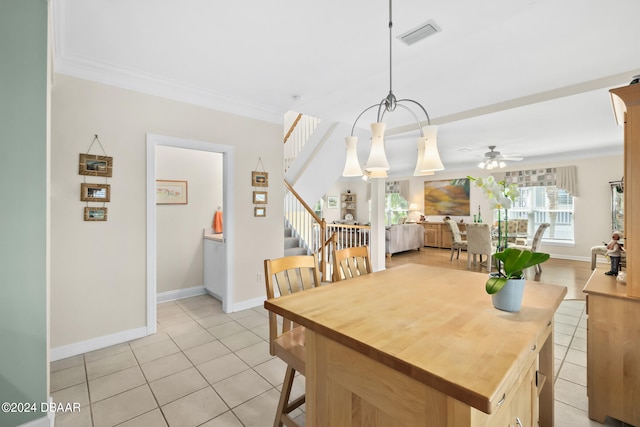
(79, 151, 113, 221)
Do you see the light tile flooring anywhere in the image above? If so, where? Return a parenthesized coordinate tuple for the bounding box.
(51, 295, 632, 427)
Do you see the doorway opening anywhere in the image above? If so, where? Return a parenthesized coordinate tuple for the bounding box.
(146, 134, 235, 334)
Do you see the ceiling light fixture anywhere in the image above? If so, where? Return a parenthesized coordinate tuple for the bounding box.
(477, 158, 506, 170)
(342, 0, 444, 178)
(477, 146, 521, 170)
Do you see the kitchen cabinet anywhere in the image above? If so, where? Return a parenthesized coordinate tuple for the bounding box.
(203, 230, 226, 301)
(421, 222, 466, 249)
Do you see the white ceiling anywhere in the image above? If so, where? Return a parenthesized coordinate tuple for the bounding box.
(52, 0, 640, 177)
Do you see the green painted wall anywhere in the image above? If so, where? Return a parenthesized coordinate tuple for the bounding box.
(0, 0, 49, 426)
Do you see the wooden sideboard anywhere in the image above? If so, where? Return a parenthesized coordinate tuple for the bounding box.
(421, 222, 466, 249)
(583, 270, 640, 425)
(265, 264, 566, 427)
(582, 83, 640, 425)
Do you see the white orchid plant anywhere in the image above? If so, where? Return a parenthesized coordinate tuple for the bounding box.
(468, 176, 550, 294)
(470, 176, 519, 212)
(468, 176, 519, 250)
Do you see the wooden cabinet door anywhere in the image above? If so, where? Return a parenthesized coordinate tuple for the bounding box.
(441, 225, 453, 249)
(423, 224, 440, 247)
(509, 363, 535, 427)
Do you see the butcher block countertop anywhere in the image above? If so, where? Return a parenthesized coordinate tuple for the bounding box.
(264, 264, 566, 414)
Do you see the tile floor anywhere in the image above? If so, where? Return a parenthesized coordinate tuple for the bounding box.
(50, 295, 631, 426)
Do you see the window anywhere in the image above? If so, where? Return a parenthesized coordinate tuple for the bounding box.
(507, 186, 574, 241)
(385, 193, 409, 226)
(313, 200, 323, 219)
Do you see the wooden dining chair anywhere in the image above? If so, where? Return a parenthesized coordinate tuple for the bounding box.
(332, 245, 372, 282)
(264, 254, 321, 427)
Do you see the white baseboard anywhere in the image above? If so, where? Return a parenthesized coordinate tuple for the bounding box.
(232, 296, 265, 312)
(50, 326, 148, 362)
(548, 253, 591, 262)
(157, 285, 206, 303)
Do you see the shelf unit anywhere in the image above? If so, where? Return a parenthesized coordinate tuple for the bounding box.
(341, 193, 356, 221)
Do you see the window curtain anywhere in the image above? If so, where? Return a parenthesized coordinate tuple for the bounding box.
(494, 166, 578, 197)
(556, 166, 578, 197)
(385, 180, 410, 200)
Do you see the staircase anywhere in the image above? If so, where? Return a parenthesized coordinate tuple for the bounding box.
(284, 226, 307, 256)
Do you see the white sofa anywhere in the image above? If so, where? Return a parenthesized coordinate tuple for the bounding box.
(385, 223, 424, 256)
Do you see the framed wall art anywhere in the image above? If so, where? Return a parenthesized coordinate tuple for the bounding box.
(423, 178, 470, 216)
(79, 153, 113, 177)
(80, 183, 111, 202)
(251, 171, 268, 187)
(84, 207, 108, 221)
(254, 206, 266, 217)
(156, 180, 188, 205)
(327, 196, 338, 209)
(253, 191, 268, 204)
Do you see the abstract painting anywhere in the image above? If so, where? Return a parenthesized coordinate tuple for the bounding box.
(424, 178, 470, 216)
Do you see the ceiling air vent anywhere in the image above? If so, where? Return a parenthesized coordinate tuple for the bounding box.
(398, 20, 441, 46)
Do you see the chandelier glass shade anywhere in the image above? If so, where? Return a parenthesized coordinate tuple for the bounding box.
(342, 0, 444, 178)
(342, 136, 362, 177)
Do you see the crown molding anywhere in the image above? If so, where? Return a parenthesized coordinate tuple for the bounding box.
(53, 54, 284, 124)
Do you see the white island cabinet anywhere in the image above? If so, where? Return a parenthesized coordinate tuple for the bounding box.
(203, 228, 225, 301)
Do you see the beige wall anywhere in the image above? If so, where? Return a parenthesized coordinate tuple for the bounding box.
(51, 75, 283, 348)
(156, 146, 222, 293)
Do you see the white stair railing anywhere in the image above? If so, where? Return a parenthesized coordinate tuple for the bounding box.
(284, 114, 320, 172)
(284, 180, 335, 279)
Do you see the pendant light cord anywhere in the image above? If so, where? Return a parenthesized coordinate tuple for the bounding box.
(388, 0, 393, 97)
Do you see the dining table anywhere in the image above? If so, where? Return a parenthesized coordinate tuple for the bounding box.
(264, 263, 567, 427)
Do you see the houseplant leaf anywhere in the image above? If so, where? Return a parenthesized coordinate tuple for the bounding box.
(493, 248, 550, 279)
(487, 248, 550, 295)
(486, 276, 507, 294)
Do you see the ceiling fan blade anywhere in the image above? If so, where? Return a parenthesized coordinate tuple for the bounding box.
(501, 156, 523, 161)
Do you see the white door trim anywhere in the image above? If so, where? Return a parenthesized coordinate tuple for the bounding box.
(146, 134, 235, 334)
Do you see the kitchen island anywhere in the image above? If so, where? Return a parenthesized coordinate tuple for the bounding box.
(264, 264, 566, 427)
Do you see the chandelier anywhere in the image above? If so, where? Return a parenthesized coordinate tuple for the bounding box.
(342, 0, 444, 178)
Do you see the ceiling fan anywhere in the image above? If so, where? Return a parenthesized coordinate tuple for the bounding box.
(478, 146, 523, 169)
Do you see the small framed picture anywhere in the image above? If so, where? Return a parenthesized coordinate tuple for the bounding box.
(84, 207, 108, 221)
(81, 183, 111, 202)
(156, 180, 188, 205)
(254, 206, 266, 217)
(79, 153, 113, 177)
(253, 191, 268, 204)
(251, 171, 268, 187)
(327, 196, 338, 209)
